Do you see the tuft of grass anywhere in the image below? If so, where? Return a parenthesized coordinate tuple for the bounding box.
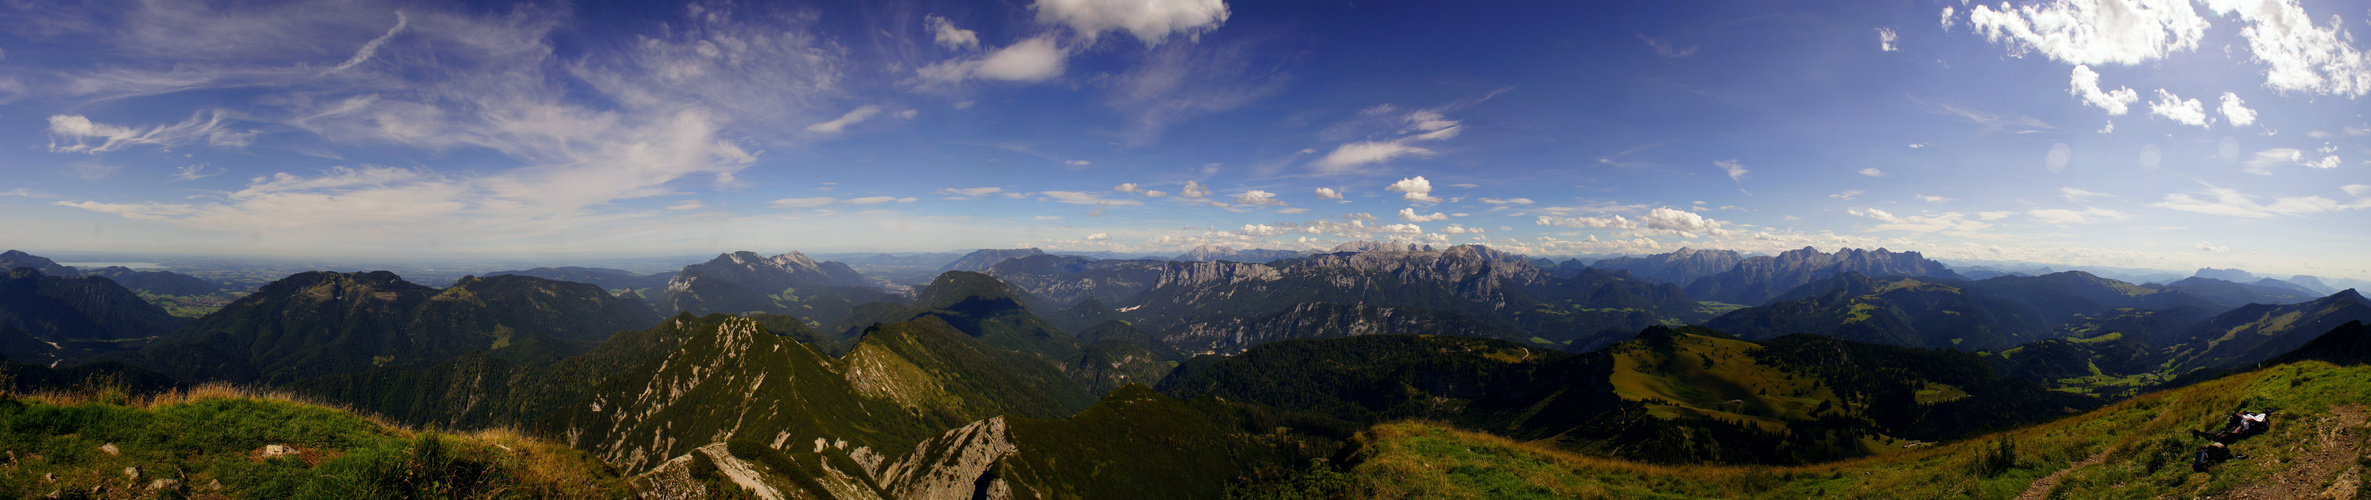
(0, 381, 631, 499)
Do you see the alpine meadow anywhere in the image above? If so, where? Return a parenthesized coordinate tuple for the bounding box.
(5, 0, 2371, 499)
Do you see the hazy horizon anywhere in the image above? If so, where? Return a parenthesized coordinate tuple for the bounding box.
(4, 0, 2367, 279)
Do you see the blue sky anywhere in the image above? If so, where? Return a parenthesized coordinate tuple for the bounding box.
(0, 0, 2366, 278)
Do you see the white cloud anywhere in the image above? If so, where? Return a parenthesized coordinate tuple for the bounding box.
(1398, 208, 1450, 222)
(1385, 176, 1442, 204)
(1715, 159, 1749, 182)
(1978, 211, 2017, 220)
(1441, 224, 1484, 234)
(805, 105, 881, 133)
(666, 200, 705, 211)
(2061, 186, 2113, 202)
(1141, 190, 1167, 197)
(1313, 106, 1466, 173)
(1966, 0, 2208, 65)
(1113, 183, 1139, 193)
(1038, 191, 1144, 205)
(2068, 65, 2139, 115)
(171, 164, 223, 182)
(1916, 194, 1954, 203)
(1830, 190, 1865, 201)
(1033, 0, 1231, 45)
(2345, 184, 2370, 197)
(1065, 160, 1092, 166)
(1378, 223, 1423, 235)
(1314, 141, 1434, 172)
(924, 15, 979, 50)
(1233, 190, 1282, 206)
(1314, 187, 1344, 200)
(2241, 148, 2302, 175)
(1478, 197, 1533, 205)
(1536, 207, 1728, 237)
(1236, 224, 1290, 237)
(48, 111, 254, 153)
(324, 11, 408, 74)
(2147, 183, 2371, 218)
(2148, 89, 2209, 127)
(941, 187, 1003, 197)
(843, 196, 915, 205)
(918, 36, 1067, 83)
(2197, 241, 2227, 252)
(2218, 92, 2257, 126)
(2202, 0, 2371, 97)
(2026, 207, 2135, 225)
(1179, 180, 1210, 198)
(1877, 27, 1900, 52)
(771, 197, 836, 208)
(1085, 232, 1109, 241)
(1856, 167, 1886, 177)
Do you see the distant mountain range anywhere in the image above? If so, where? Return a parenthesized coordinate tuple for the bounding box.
(1684, 247, 1962, 306)
(1588, 247, 1744, 287)
(1172, 244, 1316, 263)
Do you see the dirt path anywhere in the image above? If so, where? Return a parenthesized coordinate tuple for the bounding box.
(2212, 404, 2365, 500)
(2013, 449, 2109, 500)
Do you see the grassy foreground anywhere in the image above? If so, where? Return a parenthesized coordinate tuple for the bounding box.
(1259, 360, 2371, 499)
(0, 383, 630, 499)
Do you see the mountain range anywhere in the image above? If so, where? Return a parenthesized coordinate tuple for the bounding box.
(1683, 247, 1963, 306)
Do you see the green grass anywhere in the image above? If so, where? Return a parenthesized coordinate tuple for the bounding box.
(1328, 360, 2371, 499)
(0, 384, 629, 499)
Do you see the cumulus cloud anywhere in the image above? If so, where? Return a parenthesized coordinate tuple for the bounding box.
(1233, 189, 1282, 206)
(666, 200, 705, 211)
(2148, 89, 2209, 127)
(2202, 0, 2371, 97)
(1978, 211, 2017, 220)
(1856, 168, 1886, 177)
(1113, 183, 1139, 193)
(2068, 65, 2139, 114)
(2196, 241, 2227, 252)
(1238, 224, 1290, 236)
(1877, 27, 1899, 52)
(843, 196, 915, 205)
(1085, 232, 1109, 240)
(48, 111, 255, 153)
(1314, 187, 1344, 200)
(771, 197, 836, 208)
(2147, 183, 2371, 218)
(1033, 0, 1230, 45)
(1830, 190, 1865, 201)
(1378, 223, 1423, 235)
(2346, 184, 2371, 197)
(924, 15, 979, 50)
(1385, 176, 1442, 204)
(1478, 197, 1532, 205)
(1537, 207, 1729, 237)
(1715, 159, 1749, 182)
(2218, 92, 2257, 126)
(805, 105, 881, 133)
(1179, 180, 1210, 198)
(2061, 187, 2113, 202)
(918, 36, 1067, 83)
(1441, 224, 1484, 234)
(2026, 207, 2134, 225)
(1917, 194, 1954, 203)
(1398, 208, 1450, 222)
(1966, 0, 2208, 65)
(1142, 190, 1167, 197)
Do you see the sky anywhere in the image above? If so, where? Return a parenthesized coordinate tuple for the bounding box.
(0, 0, 2367, 279)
